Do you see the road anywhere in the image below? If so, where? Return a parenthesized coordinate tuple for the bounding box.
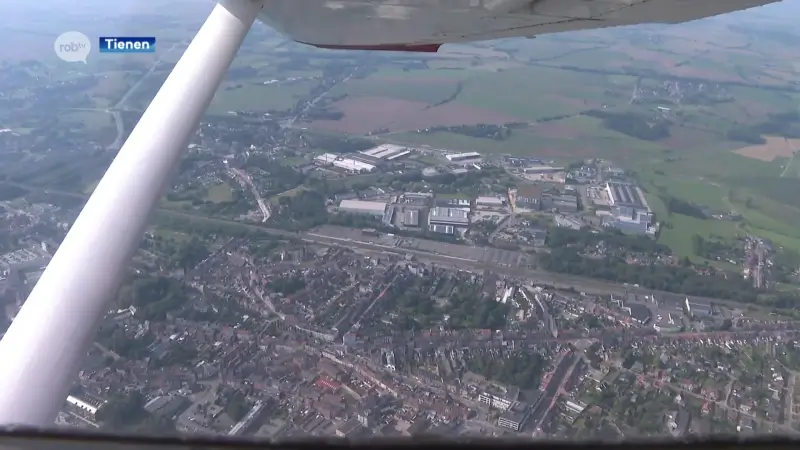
(64, 41, 185, 151)
(229, 168, 271, 222)
(283, 70, 355, 129)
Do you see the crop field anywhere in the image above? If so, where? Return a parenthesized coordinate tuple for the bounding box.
(453, 67, 609, 120)
(328, 74, 464, 105)
(207, 80, 315, 114)
(87, 71, 136, 108)
(306, 96, 524, 134)
(315, 65, 627, 135)
(733, 136, 800, 162)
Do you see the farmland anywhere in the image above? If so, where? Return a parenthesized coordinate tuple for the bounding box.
(207, 81, 314, 115)
(733, 136, 800, 161)
(306, 96, 524, 135)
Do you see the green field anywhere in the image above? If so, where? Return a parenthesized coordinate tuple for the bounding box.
(453, 67, 610, 120)
(205, 183, 234, 203)
(329, 77, 462, 105)
(207, 81, 315, 114)
(390, 115, 664, 162)
(59, 110, 115, 131)
(87, 71, 136, 108)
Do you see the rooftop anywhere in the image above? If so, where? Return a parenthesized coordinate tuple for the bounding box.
(339, 199, 388, 214)
(517, 184, 542, 199)
(360, 144, 409, 159)
(607, 182, 646, 209)
(429, 207, 469, 224)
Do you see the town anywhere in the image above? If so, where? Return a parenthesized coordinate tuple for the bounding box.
(0, 109, 799, 438)
(2, 26, 800, 440)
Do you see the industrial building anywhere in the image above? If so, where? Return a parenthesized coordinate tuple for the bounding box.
(523, 165, 563, 174)
(606, 182, 647, 209)
(338, 199, 388, 217)
(476, 196, 505, 208)
(684, 297, 712, 316)
(428, 224, 454, 235)
(436, 197, 471, 209)
(478, 385, 520, 411)
(515, 184, 542, 210)
(445, 151, 482, 163)
(359, 144, 413, 161)
(602, 181, 655, 235)
(497, 401, 531, 431)
(542, 192, 578, 213)
(314, 153, 376, 173)
(403, 210, 420, 227)
(602, 213, 653, 235)
(65, 395, 103, 419)
(428, 207, 469, 226)
(625, 303, 653, 325)
(400, 192, 433, 206)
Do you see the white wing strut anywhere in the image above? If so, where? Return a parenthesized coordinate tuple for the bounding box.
(0, 0, 264, 426)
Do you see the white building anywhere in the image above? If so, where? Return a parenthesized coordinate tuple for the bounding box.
(338, 199, 388, 217)
(476, 196, 505, 207)
(315, 153, 376, 173)
(65, 395, 100, 418)
(359, 144, 412, 160)
(445, 151, 482, 163)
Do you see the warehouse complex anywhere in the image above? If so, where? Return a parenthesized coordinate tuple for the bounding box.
(602, 182, 655, 235)
(445, 152, 482, 164)
(429, 207, 470, 227)
(358, 144, 413, 161)
(315, 153, 376, 173)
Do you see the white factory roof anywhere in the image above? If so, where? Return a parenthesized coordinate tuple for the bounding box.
(386, 150, 412, 160)
(66, 395, 99, 415)
(360, 144, 409, 159)
(445, 151, 481, 161)
(316, 153, 375, 172)
(315, 153, 339, 163)
(339, 199, 388, 213)
(333, 158, 375, 172)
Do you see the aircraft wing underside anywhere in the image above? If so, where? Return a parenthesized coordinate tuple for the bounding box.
(256, 0, 781, 51)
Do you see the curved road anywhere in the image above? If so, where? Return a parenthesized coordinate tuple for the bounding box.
(106, 41, 185, 150)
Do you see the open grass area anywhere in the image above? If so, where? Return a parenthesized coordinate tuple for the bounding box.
(88, 71, 135, 108)
(207, 80, 315, 114)
(636, 169, 729, 212)
(329, 76, 462, 105)
(150, 227, 192, 243)
(389, 115, 664, 164)
(269, 186, 306, 204)
(454, 67, 610, 120)
(632, 145, 800, 255)
(205, 183, 234, 203)
(59, 110, 115, 131)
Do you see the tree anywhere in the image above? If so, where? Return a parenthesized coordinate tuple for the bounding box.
(96, 392, 147, 428)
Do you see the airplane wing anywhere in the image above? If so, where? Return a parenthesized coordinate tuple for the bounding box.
(257, 0, 780, 51)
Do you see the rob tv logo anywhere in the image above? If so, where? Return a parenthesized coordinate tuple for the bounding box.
(99, 36, 156, 53)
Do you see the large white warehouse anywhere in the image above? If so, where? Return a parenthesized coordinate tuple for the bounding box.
(445, 152, 481, 163)
(315, 153, 376, 173)
(338, 199, 388, 217)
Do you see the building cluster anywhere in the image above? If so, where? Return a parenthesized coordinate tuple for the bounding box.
(598, 182, 655, 235)
(314, 144, 416, 174)
(337, 192, 475, 237)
